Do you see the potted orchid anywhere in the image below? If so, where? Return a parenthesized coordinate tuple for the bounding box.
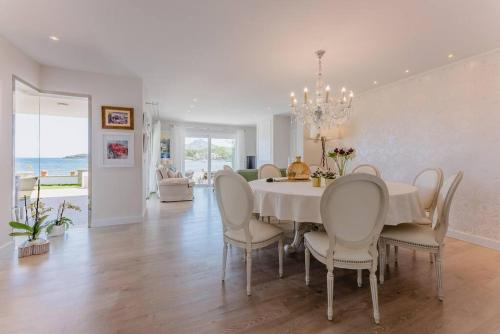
(328, 147, 356, 176)
(322, 170, 337, 186)
(311, 170, 322, 187)
(8, 185, 51, 257)
(46, 200, 81, 237)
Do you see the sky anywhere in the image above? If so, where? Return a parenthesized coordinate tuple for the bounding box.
(15, 114, 88, 158)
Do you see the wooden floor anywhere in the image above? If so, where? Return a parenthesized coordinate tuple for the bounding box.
(1, 188, 500, 333)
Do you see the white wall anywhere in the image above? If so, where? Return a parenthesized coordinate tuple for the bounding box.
(0, 36, 40, 248)
(243, 126, 256, 157)
(304, 49, 500, 248)
(272, 115, 291, 167)
(40, 66, 144, 227)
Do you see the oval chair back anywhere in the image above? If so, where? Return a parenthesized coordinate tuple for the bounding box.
(258, 164, 281, 179)
(432, 171, 463, 243)
(320, 173, 389, 259)
(223, 165, 233, 171)
(412, 168, 443, 218)
(351, 164, 381, 177)
(214, 171, 253, 242)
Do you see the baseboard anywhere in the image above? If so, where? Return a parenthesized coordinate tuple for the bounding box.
(92, 215, 143, 227)
(447, 229, 500, 251)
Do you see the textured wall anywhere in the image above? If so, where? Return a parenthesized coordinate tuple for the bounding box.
(305, 49, 500, 244)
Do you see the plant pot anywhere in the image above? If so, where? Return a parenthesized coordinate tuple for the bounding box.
(311, 177, 321, 187)
(18, 241, 33, 258)
(324, 178, 335, 187)
(47, 224, 66, 237)
(31, 239, 50, 255)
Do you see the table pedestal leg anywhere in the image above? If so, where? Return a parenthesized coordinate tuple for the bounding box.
(285, 222, 305, 254)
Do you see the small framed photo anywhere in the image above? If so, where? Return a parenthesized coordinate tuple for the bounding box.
(102, 106, 134, 130)
(102, 133, 135, 167)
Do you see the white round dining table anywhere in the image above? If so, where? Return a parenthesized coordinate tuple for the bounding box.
(249, 179, 427, 253)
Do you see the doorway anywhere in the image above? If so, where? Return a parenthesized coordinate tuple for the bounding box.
(13, 78, 91, 228)
(184, 134, 236, 186)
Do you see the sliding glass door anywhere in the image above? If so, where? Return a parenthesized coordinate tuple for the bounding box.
(184, 133, 236, 186)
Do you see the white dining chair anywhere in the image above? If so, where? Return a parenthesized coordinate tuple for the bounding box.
(379, 172, 463, 301)
(392, 168, 444, 262)
(352, 164, 381, 177)
(258, 164, 282, 179)
(413, 168, 443, 220)
(215, 171, 284, 296)
(223, 165, 233, 171)
(304, 173, 389, 323)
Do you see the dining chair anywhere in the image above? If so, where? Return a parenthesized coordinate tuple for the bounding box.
(215, 170, 284, 296)
(223, 165, 233, 171)
(258, 164, 282, 179)
(379, 171, 463, 301)
(413, 168, 443, 220)
(352, 164, 381, 177)
(304, 173, 389, 323)
(391, 168, 444, 262)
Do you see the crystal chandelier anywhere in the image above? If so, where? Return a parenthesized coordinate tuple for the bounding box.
(290, 50, 353, 130)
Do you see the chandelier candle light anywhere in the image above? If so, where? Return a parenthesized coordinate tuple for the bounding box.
(290, 50, 354, 129)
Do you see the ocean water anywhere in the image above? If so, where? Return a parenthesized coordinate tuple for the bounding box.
(16, 157, 88, 176)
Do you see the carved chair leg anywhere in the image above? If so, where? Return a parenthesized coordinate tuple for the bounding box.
(327, 268, 334, 321)
(436, 250, 444, 301)
(370, 270, 380, 324)
(394, 246, 399, 264)
(429, 252, 434, 263)
(222, 242, 228, 282)
(357, 269, 363, 288)
(278, 239, 284, 278)
(305, 247, 310, 286)
(379, 239, 386, 284)
(246, 247, 252, 296)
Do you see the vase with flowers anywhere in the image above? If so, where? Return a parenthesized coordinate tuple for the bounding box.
(311, 170, 322, 187)
(328, 147, 355, 176)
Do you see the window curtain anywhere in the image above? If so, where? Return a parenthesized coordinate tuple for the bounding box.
(235, 129, 246, 170)
(149, 120, 161, 194)
(172, 124, 186, 173)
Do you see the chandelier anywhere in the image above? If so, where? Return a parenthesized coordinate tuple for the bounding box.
(290, 50, 353, 130)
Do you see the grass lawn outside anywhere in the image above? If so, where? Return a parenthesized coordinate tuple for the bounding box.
(40, 184, 81, 189)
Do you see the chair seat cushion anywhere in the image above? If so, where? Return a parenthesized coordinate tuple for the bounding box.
(224, 219, 283, 244)
(381, 223, 439, 247)
(304, 231, 373, 263)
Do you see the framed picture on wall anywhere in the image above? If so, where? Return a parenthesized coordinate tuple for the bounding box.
(102, 133, 135, 167)
(101, 106, 134, 130)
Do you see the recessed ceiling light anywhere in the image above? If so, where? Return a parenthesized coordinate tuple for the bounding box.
(193, 98, 197, 102)
(373, 81, 378, 85)
(49, 36, 59, 41)
(448, 53, 454, 59)
(405, 69, 410, 73)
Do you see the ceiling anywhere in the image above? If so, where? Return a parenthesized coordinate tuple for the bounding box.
(2, 0, 500, 125)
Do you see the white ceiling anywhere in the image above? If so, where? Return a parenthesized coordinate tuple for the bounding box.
(2, 0, 500, 125)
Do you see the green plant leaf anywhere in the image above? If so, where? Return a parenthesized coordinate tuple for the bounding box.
(9, 232, 32, 237)
(9, 221, 33, 232)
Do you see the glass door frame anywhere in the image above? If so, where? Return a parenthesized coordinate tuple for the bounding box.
(12, 76, 93, 228)
(184, 129, 236, 187)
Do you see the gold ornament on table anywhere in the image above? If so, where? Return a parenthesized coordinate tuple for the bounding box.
(287, 156, 310, 180)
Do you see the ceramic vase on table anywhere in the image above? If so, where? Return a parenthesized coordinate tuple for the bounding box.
(47, 224, 66, 237)
(311, 177, 321, 187)
(324, 178, 335, 187)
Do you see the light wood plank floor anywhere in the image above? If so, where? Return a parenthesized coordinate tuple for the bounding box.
(1, 187, 500, 333)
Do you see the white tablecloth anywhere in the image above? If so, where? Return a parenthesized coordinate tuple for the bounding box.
(249, 179, 426, 226)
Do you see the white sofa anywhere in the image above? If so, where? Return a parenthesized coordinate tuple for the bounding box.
(156, 168, 194, 202)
